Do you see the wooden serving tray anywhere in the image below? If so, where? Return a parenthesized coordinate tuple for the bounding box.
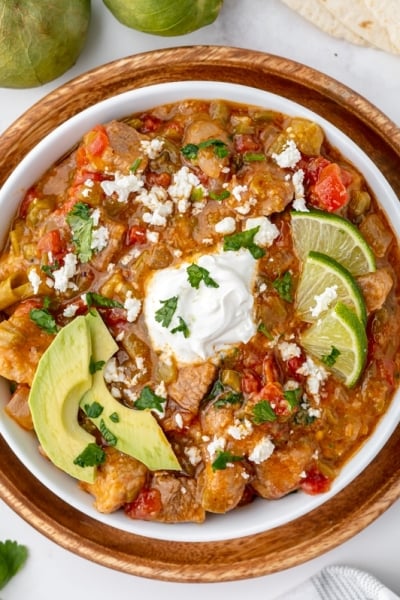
(1, 46, 400, 583)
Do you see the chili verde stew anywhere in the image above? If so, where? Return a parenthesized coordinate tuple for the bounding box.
(0, 98, 399, 523)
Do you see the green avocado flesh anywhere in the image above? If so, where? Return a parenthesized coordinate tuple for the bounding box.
(28, 311, 180, 483)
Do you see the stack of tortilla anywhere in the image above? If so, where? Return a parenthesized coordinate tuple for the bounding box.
(281, 0, 400, 54)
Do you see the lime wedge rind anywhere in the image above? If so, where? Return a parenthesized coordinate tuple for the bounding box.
(300, 302, 368, 388)
(291, 210, 376, 277)
(295, 251, 367, 325)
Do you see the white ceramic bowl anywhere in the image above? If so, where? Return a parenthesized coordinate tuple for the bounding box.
(1, 80, 400, 543)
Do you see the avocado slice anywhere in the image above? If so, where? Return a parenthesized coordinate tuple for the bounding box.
(29, 315, 97, 483)
(81, 311, 181, 472)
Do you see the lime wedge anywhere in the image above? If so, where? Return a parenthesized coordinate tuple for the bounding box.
(291, 210, 376, 277)
(300, 302, 368, 388)
(296, 251, 367, 325)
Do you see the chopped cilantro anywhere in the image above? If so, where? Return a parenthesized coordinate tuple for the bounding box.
(29, 308, 58, 335)
(41, 260, 60, 276)
(73, 442, 106, 468)
(0, 540, 28, 590)
(272, 271, 293, 302)
(109, 412, 120, 423)
(252, 400, 277, 424)
(243, 152, 266, 162)
(155, 296, 178, 328)
(209, 190, 230, 202)
(283, 388, 302, 410)
(89, 357, 106, 374)
(207, 379, 225, 400)
(214, 391, 243, 408)
(99, 419, 117, 446)
(181, 138, 229, 159)
(294, 408, 316, 426)
(130, 157, 142, 173)
(83, 401, 104, 419)
(66, 202, 93, 263)
(322, 346, 341, 367)
(257, 321, 274, 340)
(212, 450, 243, 471)
(134, 385, 166, 412)
(187, 264, 219, 289)
(171, 316, 190, 338)
(85, 292, 123, 309)
(223, 226, 265, 259)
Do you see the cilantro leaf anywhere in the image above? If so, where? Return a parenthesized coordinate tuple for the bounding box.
(134, 385, 166, 412)
(109, 412, 120, 423)
(272, 271, 293, 302)
(83, 401, 104, 419)
(252, 400, 277, 424)
(155, 296, 178, 328)
(321, 346, 341, 366)
(257, 321, 274, 340)
(89, 358, 106, 374)
(212, 450, 243, 471)
(187, 264, 219, 289)
(130, 157, 142, 173)
(171, 316, 190, 338)
(209, 190, 230, 202)
(85, 292, 123, 309)
(181, 139, 228, 160)
(283, 388, 302, 410)
(73, 443, 106, 468)
(214, 391, 243, 408)
(29, 308, 58, 335)
(223, 227, 265, 259)
(243, 152, 266, 162)
(66, 202, 93, 263)
(99, 419, 117, 446)
(0, 540, 28, 590)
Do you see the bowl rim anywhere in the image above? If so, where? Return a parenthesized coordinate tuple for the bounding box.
(1, 45, 400, 582)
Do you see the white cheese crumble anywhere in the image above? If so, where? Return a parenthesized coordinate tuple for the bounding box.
(100, 172, 144, 203)
(278, 341, 301, 362)
(174, 413, 184, 429)
(231, 184, 248, 201)
(297, 356, 328, 398)
(248, 437, 275, 464)
(140, 138, 164, 159)
(28, 268, 41, 295)
(146, 230, 159, 244)
(310, 285, 338, 317)
(62, 303, 79, 318)
(207, 436, 226, 459)
(52, 252, 78, 293)
(137, 186, 172, 227)
(124, 292, 142, 323)
(91, 225, 110, 252)
(184, 445, 202, 466)
(227, 418, 253, 440)
(168, 166, 203, 212)
(244, 216, 279, 247)
(272, 140, 301, 169)
(215, 216, 236, 235)
(291, 169, 309, 212)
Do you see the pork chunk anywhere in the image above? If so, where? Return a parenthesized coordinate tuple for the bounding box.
(357, 268, 393, 313)
(168, 362, 217, 413)
(149, 472, 205, 523)
(80, 446, 147, 514)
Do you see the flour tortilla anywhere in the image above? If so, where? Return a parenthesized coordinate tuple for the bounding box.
(281, 0, 371, 47)
(281, 0, 400, 55)
(364, 0, 400, 52)
(319, 0, 400, 54)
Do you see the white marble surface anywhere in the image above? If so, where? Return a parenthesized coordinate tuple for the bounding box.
(1, 1, 400, 598)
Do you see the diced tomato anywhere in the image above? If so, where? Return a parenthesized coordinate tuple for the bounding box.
(242, 369, 262, 394)
(124, 488, 162, 520)
(37, 230, 66, 262)
(309, 162, 349, 212)
(286, 355, 305, 379)
(18, 186, 38, 219)
(84, 125, 109, 157)
(146, 171, 172, 188)
(12, 297, 43, 316)
(140, 114, 162, 133)
(234, 134, 260, 153)
(126, 224, 147, 246)
(262, 356, 280, 384)
(99, 307, 127, 328)
(303, 156, 330, 187)
(300, 467, 331, 495)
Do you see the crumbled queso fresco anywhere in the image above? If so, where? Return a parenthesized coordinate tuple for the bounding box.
(3, 97, 397, 524)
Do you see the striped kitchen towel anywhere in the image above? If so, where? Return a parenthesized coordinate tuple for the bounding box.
(276, 565, 400, 599)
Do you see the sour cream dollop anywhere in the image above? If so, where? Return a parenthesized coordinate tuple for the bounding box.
(144, 249, 258, 363)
